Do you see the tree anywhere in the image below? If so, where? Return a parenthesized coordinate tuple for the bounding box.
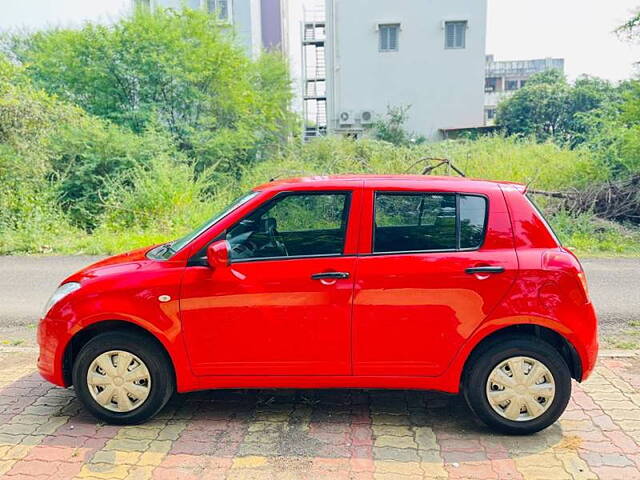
(9, 8, 296, 172)
(617, 9, 640, 41)
(617, 8, 640, 66)
(0, 54, 180, 230)
(497, 70, 622, 146)
(371, 105, 426, 146)
(496, 70, 571, 141)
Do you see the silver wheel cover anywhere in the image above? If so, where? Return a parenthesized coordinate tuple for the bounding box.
(87, 350, 151, 413)
(485, 356, 556, 422)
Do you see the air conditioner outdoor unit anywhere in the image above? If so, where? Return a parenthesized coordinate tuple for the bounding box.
(338, 111, 354, 126)
(360, 110, 375, 125)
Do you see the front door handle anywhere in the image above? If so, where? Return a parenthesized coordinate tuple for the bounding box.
(465, 266, 505, 275)
(311, 272, 350, 281)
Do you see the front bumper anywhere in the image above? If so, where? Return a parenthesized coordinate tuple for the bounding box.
(37, 314, 70, 387)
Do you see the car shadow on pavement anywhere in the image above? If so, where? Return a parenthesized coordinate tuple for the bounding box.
(1, 370, 566, 470)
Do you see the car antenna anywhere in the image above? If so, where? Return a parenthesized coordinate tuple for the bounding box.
(269, 170, 312, 182)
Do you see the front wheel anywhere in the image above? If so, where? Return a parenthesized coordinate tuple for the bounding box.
(464, 338, 571, 435)
(72, 331, 174, 425)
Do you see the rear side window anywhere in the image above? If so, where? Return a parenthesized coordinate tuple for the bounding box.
(373, 192, 487, 253)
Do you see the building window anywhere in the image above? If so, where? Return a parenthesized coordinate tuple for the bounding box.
(207, 0, 231, 21)
(379, 24, 400, 52)
(519, 80, 527, 88)
(133, 0, 150, 9)
(445, 21, 467, 49)
(487, 109, 496, 120)
(506, 79, 519, 91)
(485, 77, 498, 92)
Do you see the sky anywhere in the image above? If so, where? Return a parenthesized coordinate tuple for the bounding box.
(0, 0, 130, 32)
(1, 0, 639, 82)
(487, 0, 640, 82)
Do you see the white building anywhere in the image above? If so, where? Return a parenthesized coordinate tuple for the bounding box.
(1, 0, 490, 139)
(144, 0, 270, 58)
(484, 55, 565, 125)
(148, 0, 318, 113)
(325, 0, 488, 140)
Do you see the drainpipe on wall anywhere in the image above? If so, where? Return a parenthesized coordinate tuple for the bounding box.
(329, 0, 338, 135)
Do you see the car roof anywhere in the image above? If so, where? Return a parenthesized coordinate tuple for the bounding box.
(254, 174, 525, 191)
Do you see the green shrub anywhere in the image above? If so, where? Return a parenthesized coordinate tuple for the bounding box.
(0, 145, 83, 254)
(100, 156, 209, 233)
(11, 8, 296, 171)
(49, 121, 179, 230)
(548, 211, 640, 256)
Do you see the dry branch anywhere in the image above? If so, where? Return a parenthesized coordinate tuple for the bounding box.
(530, 175, 640, 223)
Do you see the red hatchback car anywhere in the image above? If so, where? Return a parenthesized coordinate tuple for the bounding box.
(38, 175, 598, 434)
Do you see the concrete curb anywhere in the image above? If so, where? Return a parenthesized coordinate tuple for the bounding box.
(598, 349, 639, 358)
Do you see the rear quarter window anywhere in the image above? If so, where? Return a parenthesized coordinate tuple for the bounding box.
(525, 194, 562, 246)
(459, 195, 488, 249)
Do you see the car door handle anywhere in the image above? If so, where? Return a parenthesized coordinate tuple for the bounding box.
(311, 272, 350, 280)
(465, 266, 505, 275)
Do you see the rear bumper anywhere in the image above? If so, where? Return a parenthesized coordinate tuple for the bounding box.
(576, 301, 599, 381)
(37, 315, 70, 387)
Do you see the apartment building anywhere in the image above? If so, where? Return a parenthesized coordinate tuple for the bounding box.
(323, 0, 488, 140)
(2, 0, 494, 140)
(484, 55, 565, 125)
(145, 0, 269, 58)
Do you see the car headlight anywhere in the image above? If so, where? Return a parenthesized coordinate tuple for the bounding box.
(43, 282, 81, 317)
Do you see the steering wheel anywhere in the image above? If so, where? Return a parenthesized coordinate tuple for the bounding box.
(264, 218, 289, 257)
(230, 240, 257, 259)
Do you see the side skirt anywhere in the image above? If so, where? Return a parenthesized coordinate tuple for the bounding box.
(185, 374, 459, 394)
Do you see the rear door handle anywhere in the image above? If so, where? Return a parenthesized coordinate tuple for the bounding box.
(311, 272, 350, 280)
(465, 266, 505, 275)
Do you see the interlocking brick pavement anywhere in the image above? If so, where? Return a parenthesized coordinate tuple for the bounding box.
(1, 350, 639, 480)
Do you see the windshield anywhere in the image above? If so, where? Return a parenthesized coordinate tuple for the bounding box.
(147, 191, 259, 260)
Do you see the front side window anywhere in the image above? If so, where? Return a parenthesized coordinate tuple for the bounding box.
(149, 191, 258, 261)
(373, 192, 487, 253)
(379, 24, 400, 52)
(227, 192, 350, 261)
(445, 21, 467, 49)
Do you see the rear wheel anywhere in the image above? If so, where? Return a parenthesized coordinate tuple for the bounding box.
(464, 337, 571, 435)
(72, 331, 174, 425)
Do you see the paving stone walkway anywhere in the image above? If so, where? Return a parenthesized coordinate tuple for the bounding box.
(0, 350, 639, 480)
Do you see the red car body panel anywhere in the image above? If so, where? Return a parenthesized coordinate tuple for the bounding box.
(37, 175, 598, 395)
(352, 179, 519, 378)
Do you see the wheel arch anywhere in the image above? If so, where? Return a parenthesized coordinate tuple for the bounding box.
(62, 320, 176, 388)
(460, 324, 583, 389)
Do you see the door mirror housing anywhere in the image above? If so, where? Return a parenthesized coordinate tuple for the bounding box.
(206, 240, 230, 270)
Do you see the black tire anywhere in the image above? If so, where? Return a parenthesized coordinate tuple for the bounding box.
(463, 337, 571, 435)
(72, 330, 174, 425)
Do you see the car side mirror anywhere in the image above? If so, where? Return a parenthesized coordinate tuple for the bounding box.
(206, 240, 230, 271)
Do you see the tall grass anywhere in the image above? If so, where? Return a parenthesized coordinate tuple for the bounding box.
(13, 135, 631, 256)
(240, 136, 606, 191)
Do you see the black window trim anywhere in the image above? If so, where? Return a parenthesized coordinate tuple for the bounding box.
(370, 191, 489, 256)
(188, 189, 354, 266)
